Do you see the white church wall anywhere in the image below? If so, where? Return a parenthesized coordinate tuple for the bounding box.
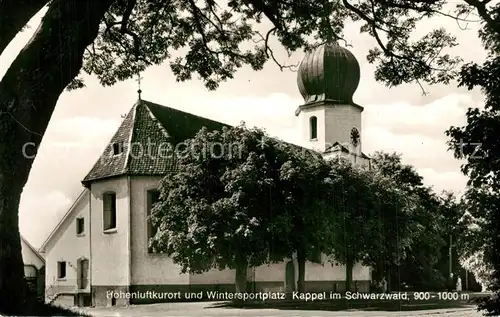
(129, 176, 189, 286)
(304, 256, 370, 281)
(189, 268, 235, 284)
(90, 177, 131, 287)
(352, 262, 371, 280)
(253, 262, 286, 282)
(324, 105, 362, 151)
(44, 190, 90, 297)
(298, 107, 326, 152)
(305, 260, 346, 281)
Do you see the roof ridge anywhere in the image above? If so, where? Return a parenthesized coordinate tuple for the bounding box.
(142, 101, 171, 139)
(39, 189, 89, 252)
(141, 99, 229, 127)
(123, 102, 139, 172)
(82, 103, 138, 184)
(21, 235, 45, 263)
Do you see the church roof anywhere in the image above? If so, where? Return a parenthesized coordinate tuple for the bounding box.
(82, 100, 229, 185)
(82, 99, 369, 186)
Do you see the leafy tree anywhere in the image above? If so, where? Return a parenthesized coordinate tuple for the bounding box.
(369, 152, 469, 291)
(150, 125, 287, 293)
(459, 194, 494, 292)
(323, 158, 414, 292)
(150, 125, 331, 293)
(399, 189, 446, 291)
(369, 152, 439, 290)
(434, 191, 470, 291)
(362, 167, 418, 292)
(461, 250, 494, 292)
(446, 57, 500, 313)
(458, 189, 492, 289)
(324, 159, 371, 291)
(276, 142, 333, 292)
(2, 0, 499, 313)
(457, 187, 500, 296)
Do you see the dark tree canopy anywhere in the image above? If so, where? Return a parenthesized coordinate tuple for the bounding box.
(149, 125, 334, 292)
(67, 0, 490, 92)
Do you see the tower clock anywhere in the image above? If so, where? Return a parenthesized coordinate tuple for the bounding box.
(350, 127, 360, 147)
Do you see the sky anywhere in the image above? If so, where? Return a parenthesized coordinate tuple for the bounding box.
(0, 7, 488, 248)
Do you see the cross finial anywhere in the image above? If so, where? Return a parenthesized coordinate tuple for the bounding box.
(135, 73, 143, 100)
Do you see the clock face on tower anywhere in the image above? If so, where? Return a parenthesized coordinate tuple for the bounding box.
(350, 127, 360, 147)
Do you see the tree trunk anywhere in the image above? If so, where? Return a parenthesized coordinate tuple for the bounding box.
(386, 266, 392, 292)
(0, 0, 50, 55)
(0, 0, 113, 313)
(297, 250, 306, 293)
(345, 257, 354, 292)
(234, 257, 248, 295)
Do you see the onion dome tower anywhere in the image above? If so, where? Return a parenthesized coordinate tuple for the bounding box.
(295, 42, 364, 155)
(297, 42, 360, 105)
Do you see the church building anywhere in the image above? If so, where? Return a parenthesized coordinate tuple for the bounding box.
(39, 42, 371, 307)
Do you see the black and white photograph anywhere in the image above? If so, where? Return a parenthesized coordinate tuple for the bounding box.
(0, 0, 499, 316)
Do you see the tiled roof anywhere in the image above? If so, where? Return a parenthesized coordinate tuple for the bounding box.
(82, 100, 229, 185)
(82, 99, 369, 185)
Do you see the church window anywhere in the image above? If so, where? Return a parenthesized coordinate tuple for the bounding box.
(103, 192, 117, 231)
(76, 217, 84, 235)
(112, 142, 123, 155)
(146, 189, 161, 253)
(57, 261, 66, 279)
(309, 116, 318, 140)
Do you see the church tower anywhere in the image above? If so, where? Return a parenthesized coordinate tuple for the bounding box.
(295, 42, 363, 157)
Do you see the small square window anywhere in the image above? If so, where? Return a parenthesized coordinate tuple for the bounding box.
(76, 218, 84, 235)
(112, 142, 124, 155)
(58, 261, 66, 279)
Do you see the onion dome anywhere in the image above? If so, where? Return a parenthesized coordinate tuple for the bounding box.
(297, 42, 360, 105)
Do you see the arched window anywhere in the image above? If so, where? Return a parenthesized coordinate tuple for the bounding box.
(309, 116, 318, 140)
(146, 189, 160, 253)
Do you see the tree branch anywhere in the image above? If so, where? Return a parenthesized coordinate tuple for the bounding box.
(0, 0, 114, 139)
(120, 0, 137, 33)
(463, 0, 500, 34)
(255, 27, 299, 71)
(0, 0, 50, 55)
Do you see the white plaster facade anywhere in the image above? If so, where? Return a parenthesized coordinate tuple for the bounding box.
(297, 103, 363, 154)
(40, 190, 90, 306)
(90, 178, 131, 287)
